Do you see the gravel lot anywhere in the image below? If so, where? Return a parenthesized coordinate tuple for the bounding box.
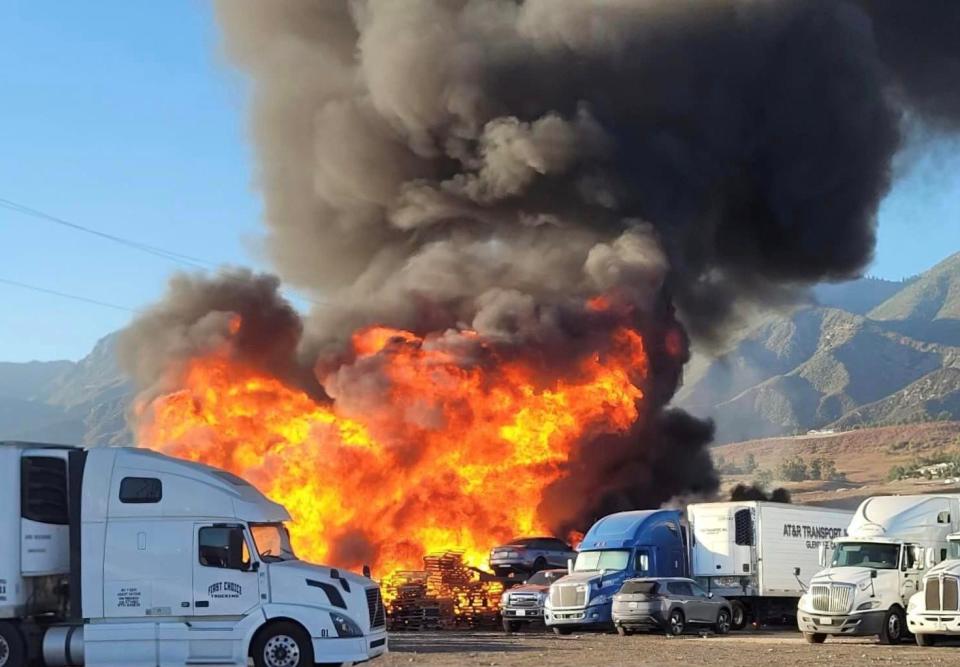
(381, 629, 960, 666)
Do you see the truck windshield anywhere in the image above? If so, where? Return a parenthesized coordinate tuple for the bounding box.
(831, 542, 899, 569)
(250, 523, 298, 562)
(574, 549, 630, 572)
(949, 540, 960, 560)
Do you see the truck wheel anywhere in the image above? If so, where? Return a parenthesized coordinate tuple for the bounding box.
(0, 622, 26, 667)
(502, 620, 523, 633)
(553, 626, 573, 636)
(803, 633, 827, 644)
(878, 607, 906, 645)
(616, 625, 633, 636)
(916, 633, 938, 647)
(729, 601, 747, 630)
(532, 557, 547, 572)
(715, 608, 731, 635)
(668, 609, 686, 636)
(252, 621, 315, 667)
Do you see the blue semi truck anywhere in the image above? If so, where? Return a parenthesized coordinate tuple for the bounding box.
(543, 509, 687, 634)
(542, 502, 854, 634)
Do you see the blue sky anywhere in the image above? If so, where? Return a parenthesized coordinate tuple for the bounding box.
(1, 2, 958, 362)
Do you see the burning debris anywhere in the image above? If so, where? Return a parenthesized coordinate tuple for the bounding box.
(383, 551, 504, 631)
(123, 0, 960, 579)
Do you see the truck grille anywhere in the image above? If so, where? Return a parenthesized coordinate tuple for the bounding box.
(925, 576, 959, 612)
(550, 584, 586, 609)
(810, 584, 854, 614)
(366, 587, 386, 628)
(508, 592, 540, 608)
(926, 577, 941, 611)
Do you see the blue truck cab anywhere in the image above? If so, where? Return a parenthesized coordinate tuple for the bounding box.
(544, 509, 687, 633)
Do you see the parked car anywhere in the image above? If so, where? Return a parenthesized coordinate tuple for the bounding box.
(489, 536, 577, 576)
(501, 569, 567, 632)
(612, 577, 732, 636)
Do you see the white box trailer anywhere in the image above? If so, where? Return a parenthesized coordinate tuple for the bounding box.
(0, 442, 388, 667)
(688, 501, 853, 628)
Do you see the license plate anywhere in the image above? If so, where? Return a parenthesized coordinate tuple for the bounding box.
(629, 602, 639, 609)
(820, 617, 833, 625)
(515, 610, 526, 617)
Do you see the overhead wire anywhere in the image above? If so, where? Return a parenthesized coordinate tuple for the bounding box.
(0, 276, 142, 313)
(0, 196, 326, 307)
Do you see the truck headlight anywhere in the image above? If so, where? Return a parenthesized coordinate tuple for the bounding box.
(856, 600, 881, 611)
(501, 592, 510, 605)
(329, 612, 363, 638)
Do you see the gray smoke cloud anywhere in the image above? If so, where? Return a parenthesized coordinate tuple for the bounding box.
(122, 0, 959, 550)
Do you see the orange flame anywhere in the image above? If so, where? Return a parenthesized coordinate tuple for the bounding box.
(138, 322, 648, 576)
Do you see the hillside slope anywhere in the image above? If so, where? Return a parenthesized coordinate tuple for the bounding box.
(0, 333, 132, 445)
(679, 254, 960, 442)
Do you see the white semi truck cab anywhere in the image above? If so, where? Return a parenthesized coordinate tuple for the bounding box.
(0, 442, 388, 667)
(907, 533, 960, 645)
(797, 494, 960, 645)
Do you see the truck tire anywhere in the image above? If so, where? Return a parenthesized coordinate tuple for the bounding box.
(668, 609, 685, 636)
(803, 632, 827, 644)
(878, 607, 906, 645)
(532, 557, 547, 572)
(502, 620, 523, 633)
(616, 625, 633, 636)
(553, 626, 573, 636)
(915, 633, 938, 647)
(252, 621, 315, 667)
(715, 608, 731, 635)
(0, 622, 26, 667)
(729, 601, 747, 630)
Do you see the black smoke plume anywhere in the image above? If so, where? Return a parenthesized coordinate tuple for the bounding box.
(122, 0, 959, 557)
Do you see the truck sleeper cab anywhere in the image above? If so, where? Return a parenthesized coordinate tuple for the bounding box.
(544, 510, 686, 635)
(0, 442, 387, 667)
(798, 494, 959, 645)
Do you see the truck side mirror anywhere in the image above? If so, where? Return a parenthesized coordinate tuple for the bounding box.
(870, 569, 878, 579)
(926, 549, 937, 568)
(567, 558, 573, 575)
(793, 567, 801, 577)
(818, 543, 827, 568)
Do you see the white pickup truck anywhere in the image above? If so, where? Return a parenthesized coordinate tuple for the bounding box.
(798, 494, 960, 644)
(0, 442, 387, 667)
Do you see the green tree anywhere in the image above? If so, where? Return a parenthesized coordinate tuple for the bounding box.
(778, 456, 808, 482)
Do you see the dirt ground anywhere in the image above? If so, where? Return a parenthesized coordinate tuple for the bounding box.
(380, 629, 960, 666)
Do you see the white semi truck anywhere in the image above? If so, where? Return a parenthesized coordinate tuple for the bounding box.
(0, 442, 388, 667)
(907, 532, 960, 645)
(688, 501, 853, 629)
(797, 494, 960, 644)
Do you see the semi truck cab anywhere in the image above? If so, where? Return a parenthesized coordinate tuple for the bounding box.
(543, 510, 685, 635)
(797, 494, 959, 644)
(0, 442, 387, 667)
(907, 533, 960, 644)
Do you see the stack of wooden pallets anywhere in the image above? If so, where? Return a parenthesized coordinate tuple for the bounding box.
(383, 551, 505, 630)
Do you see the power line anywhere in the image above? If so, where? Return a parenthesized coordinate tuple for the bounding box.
(0, 197, 213, 269)
(0, 196, 327, 306)
(0, 276, 141, 313)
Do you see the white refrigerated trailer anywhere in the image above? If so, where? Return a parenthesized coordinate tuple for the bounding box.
(0, 442, 387, 667)
(689, 501, 853, 629)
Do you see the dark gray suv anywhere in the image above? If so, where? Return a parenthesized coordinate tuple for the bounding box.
(612, 578, 732, 636)
(489, 537, 577, 576)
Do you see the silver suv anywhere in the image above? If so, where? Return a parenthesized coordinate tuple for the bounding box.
(612, 578, 732, 636)
(500, 569, 567, 632)
(489, 537, 577, 576)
